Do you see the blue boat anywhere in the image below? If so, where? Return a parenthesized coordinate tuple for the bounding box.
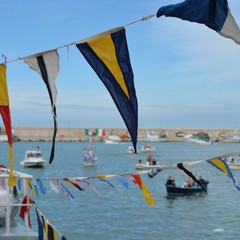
(166, 183, 208, 194)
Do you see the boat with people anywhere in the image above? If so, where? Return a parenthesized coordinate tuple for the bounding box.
(139, 144, 156, 153)
(0, 166, 38, 239)
(83, 146, 97, 167)
(166, 185, 207, 194)
(20, 147, 46, 168)
(165, 176, 209, 194)
(225, 156, 240, 170)
(135, 161, 164, 170)
(135, 155, 163, 170)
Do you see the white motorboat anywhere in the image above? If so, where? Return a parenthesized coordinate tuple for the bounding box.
(83, 146, 97, 167)
(137, 131, 160, 142)
(139, 145, 156, 153)
(0, 167, 38, 239)
(218, 132, 240, 143)
(104, 139, 120, 144)
(135, 161, 164, 170)
(104, 134, 122, 144)
(225, 157, 240, 170)
(20, 148, 46, 168)
(0, 134, 8, 142)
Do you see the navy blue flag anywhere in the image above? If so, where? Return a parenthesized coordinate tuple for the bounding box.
(157, 0, 240, 45)
(76, 27, 138, 152)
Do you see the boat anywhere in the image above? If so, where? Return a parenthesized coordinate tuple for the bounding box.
(135, 159, 164, 170)
(139, 144, 156, 153)
(138, 131, 160, 142)
(20, 148, 46, 168)
(184, 132, 211, 145)
(166, 177, 209, 194)
(135, 162, 164, 170)
(0, 167, 38, 239)
(128, 146, 136, 154)
(104, 139, 119, 144)
(0, 134, 8, 142)
(0, 128, 16, 142)
(166, 185, 208, 194)
(83, 146, 97, 167)
(218, 131, 240, 143)
(104, 134, 122, 144)
(225, 157, 240, 170)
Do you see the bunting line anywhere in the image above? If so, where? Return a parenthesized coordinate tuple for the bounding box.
(1, 151, 240, 206)
(3, 14, 156, 64)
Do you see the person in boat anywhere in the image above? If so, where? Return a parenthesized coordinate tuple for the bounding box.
(165, 176, 175, 186)
(138, 159, 142, 164)
(146, 155, 153, 165)
(183, 178, 191, 188)
(198, 176, 209, 187)
(152, 158, 157, 165)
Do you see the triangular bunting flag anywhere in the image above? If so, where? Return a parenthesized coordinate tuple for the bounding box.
(157, 0, 240, 45)
(0, 64, 16, 186)
(76, 27, 138, 153)
(24, 50, 59, 164)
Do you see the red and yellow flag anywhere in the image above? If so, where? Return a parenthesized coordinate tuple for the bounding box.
(132, 174, 155, 206)
(0, 64, 16, 186)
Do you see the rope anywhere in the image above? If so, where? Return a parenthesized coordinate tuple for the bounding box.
(1, 13, 156, 64)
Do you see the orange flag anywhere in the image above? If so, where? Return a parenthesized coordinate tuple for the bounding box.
(132, 174, 155, 206)
(0, 64, 16, 186)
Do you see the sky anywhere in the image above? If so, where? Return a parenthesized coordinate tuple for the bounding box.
(1, 0, 240, 130)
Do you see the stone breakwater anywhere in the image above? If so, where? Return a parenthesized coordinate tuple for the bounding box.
(10, 127, 240, 142)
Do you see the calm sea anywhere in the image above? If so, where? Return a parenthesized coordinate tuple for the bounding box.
(1, 141, 240, 240)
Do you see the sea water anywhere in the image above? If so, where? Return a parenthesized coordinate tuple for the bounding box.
(0, 141, 240, 240)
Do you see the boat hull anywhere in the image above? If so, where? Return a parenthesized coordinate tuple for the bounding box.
(166, 185, 207, 194)
(20, 160, 46, 168)
(135, 163, 163, 170)
(227, 162, 240, 170)
(21, 149, 46, 168)
(82, 160, 97, 167)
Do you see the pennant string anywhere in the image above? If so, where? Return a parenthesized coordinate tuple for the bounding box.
(3, 13, 156, 64)
(124, 13, 156, 27)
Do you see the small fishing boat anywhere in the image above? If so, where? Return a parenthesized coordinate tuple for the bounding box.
(139, 145, 156, 153)
(166, 185, 208, 194)
(20, 148, 46, 168)
(135, 161, 164, 170)
(166, 178, 209, 194)
(83, 146, 97, 167)
(225, 157, 240, 170)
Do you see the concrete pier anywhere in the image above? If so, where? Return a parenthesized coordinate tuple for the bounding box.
(10, 127, 240, 142)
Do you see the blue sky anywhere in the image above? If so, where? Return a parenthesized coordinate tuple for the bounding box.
(1, 0, 240, 129)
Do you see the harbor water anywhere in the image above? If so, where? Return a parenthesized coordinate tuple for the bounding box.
(1, 141, 240, 240)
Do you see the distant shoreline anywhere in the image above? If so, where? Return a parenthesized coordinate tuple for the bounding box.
(6, 126, 240, 143)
